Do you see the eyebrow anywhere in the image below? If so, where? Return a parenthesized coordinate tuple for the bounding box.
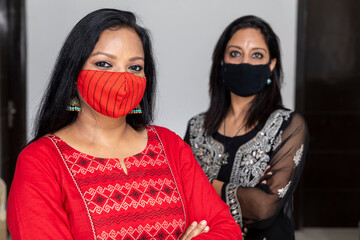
(129, 56, 144, 62)
(227, 45, 267, 52)
(90, 52, 144, 61)
(91, 52, 116, 59)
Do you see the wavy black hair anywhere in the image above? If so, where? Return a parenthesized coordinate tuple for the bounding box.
(204, 15, 283, 136)
(32, 8, 156, 141)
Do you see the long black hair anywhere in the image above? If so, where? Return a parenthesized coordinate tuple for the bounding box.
(32, 8, 156, 142)
(204, 15, 283, 136)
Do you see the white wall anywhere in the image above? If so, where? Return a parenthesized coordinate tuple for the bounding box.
(27, 0, 298, 138)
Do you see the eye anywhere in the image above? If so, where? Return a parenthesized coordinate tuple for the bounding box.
(95, 61, 112, 68)
(252, 52, 264, 59)
(230, 51, 241, 57)
(128, 65, 143, 72)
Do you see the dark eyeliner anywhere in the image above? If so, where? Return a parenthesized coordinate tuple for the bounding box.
(95, 61, 112, 68)
(129, 65, 143, 71)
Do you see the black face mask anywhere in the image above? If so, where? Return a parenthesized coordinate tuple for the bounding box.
(221, 62, 271, 97)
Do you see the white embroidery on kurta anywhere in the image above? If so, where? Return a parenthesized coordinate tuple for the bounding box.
(187, 109, 294, 227)
(277, 181, 291, 198)
(226, 183, 243, 227)
(293, 144, 304, 167)
(188, 109, 293, 188)
(272, 131, 283, 151)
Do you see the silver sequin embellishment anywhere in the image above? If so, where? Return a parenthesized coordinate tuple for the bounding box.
(293, 144, 304, 167)
(187, 109, 294, 227)
(231, 109, 292, 187)
(277, 181, 291, 198)
(272, 130, 283, 151)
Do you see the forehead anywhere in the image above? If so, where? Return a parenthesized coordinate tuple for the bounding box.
(93, 27, 144, 54)
(227, 28, 268, 48)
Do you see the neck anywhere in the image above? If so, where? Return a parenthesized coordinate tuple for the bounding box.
(227, 92, 255, 120)
(72, 104, 131, 146)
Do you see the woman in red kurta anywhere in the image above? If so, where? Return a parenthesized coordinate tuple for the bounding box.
(7, 9, 241, 240)
(9, 126, 240, 239)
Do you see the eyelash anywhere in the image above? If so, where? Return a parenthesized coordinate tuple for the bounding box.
(95, 61, 112, 68)
(229, 51, 264, 59)
(94, 61, 143, 72)
(230, 51, 241, 57)
(129, 65, 143, 72)
(252, 53, 263, 59)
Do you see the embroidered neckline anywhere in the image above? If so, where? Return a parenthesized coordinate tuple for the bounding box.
(48, 125, 151, 161)
(188, 109, 293, 187)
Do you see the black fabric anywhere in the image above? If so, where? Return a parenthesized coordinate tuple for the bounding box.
(222, 63, 271, 97)
(184, 110, 309, 240)
(244, 211, 295, 240)
(213, 124, 261, 183)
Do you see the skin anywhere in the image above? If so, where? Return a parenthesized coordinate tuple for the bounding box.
(55, 27, 208, 239)
(213, 28, 276, 195)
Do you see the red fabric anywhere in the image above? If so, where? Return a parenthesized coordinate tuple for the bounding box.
(8, 126, 242, 240)
(155, 126, 242, 240)
(77, 70, 146, 117)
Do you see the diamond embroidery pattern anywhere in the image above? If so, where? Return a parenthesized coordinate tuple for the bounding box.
(49, 126, 185, 240)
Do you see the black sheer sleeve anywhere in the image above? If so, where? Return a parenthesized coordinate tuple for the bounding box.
(226, 113, 309, 228)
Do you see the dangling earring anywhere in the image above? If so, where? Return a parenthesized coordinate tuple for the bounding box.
(66, 97, 81, 112)
(130, 105, 142, 114)
(267, 78, 272, 85)
(66, 84, 81, 112)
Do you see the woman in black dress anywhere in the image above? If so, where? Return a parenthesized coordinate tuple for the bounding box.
(184, 15, 309, 240)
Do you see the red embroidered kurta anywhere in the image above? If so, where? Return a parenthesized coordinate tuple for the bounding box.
(8, 126, 242, 240)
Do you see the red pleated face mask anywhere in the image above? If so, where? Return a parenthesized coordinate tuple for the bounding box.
(77, 70, 146, 118)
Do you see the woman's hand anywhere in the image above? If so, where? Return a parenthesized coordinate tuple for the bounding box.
(259, 165, 272, 184)
(180, 220, 210, 240)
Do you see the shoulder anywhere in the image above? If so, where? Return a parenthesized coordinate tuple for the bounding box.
(185, 112, 206, 135)
(265, 108, 302, 126)
(20, 135, 57, 156)
(149, 125, 193, 162)
(289, 110, 307, 126)
(265, 108, 308, 135)
(150, 125, 184, 147)
(18, 135, 61, 167)
(151, 125, 178, 139)
(187, 112, 206, 124)
(150, 125, 195, 148)
(272, 108, 307, 126)
(268, 108, 293, 121)
(286, 111, 309, 137)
